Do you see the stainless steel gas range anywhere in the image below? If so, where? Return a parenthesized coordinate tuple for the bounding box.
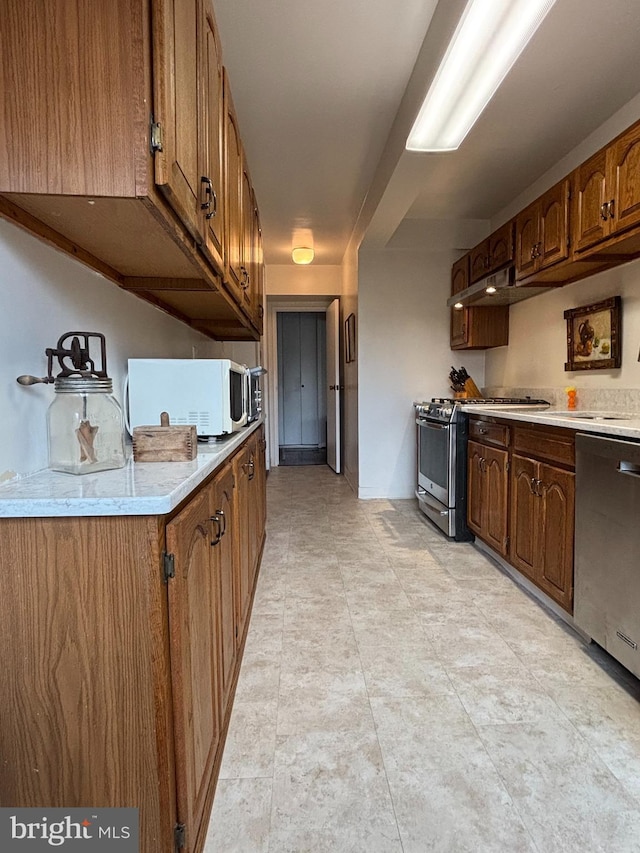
(414, 397, 550, 540)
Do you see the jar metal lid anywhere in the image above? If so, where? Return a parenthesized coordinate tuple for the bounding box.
(54, 376, 114, 394)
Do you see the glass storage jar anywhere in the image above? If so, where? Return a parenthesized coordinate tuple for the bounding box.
(47, 376, 126, 474)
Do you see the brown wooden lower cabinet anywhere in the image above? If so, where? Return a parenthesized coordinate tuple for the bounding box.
(467, 417, 575, 613)
(510, 453, 575, 612)
(0, 426, 266, 853)
(467, 439, 509, 556)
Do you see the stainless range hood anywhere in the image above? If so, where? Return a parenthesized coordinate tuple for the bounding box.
(446, 266, 559, 308)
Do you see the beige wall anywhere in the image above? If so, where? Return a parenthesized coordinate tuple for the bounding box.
(341, 242, 359, 493)
(0, 218, 217, 480)
(485, 259, 640, 395)
(266, 264, 343, 296)
(357, 247, 486, 499)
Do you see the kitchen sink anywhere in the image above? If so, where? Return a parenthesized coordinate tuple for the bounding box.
(546, 411, 634, 421)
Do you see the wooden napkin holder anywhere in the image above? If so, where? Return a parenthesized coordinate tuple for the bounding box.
(132, 412, 198, 462)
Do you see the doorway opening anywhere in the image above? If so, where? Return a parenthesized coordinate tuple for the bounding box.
(277, 312, 326, 465)
(265, 297, 341, 473)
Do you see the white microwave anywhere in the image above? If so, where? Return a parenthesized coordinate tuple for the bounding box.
(127, 358, 248, 437)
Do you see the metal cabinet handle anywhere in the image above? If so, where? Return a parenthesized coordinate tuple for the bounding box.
(201, 176, 213, 213)
(600, 202, 609, 221)
(217, 507, 226, 536)
(210, 514, 222, 546)
(206, 188, 218, 220)
(248, 458, 255, 481)
(608, 198, 615, 219)
(239, 266, 250, 289)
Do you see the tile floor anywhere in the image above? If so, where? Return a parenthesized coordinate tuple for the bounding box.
(205, 465, 640, 852)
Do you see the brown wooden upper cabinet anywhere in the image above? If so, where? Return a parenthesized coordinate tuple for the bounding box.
(450, 253, 509, 350)
(223, 78, 264, 334)
(0, 0, 263, 341)
(469, 220, 514, 283)
(136, 0, 226, 274)
(515, 178, 570, 280)
(450, 254, 470, 348)
(573, 121, 640, 254)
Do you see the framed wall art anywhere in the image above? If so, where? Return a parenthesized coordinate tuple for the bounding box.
(345, 313, 356, 363)
(564, 295, 621, 371)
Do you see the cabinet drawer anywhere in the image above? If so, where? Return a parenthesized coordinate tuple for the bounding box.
(512, 425, 575, 467)
(468, 418, 510, 447)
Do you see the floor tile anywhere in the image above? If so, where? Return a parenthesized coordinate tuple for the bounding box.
(218, 699, 278, 779)
(371, 695, 537, 852)
(204, 778, 272, 852)
(477, 713, 640, 853)
(269, 729, 402, 853)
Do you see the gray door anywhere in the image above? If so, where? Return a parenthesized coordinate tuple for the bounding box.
(277, 313, 326, 461)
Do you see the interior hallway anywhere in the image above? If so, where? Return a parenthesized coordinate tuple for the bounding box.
(206, 465, 640, 852)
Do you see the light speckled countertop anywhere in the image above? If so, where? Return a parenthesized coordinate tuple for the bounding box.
(461, 404, 640, 440)
(0, 419, 263, 518)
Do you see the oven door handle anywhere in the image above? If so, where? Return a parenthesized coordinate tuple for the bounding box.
(415, 418, 450, 429)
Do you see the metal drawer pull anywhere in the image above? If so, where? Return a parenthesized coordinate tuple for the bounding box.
(617, 461, 640, 477)
(616, 630, 637, 650)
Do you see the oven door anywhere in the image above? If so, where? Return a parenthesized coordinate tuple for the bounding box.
(416, 417, 455, 507)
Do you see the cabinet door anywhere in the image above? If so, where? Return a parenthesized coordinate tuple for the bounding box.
(608, 122, 640, 237)
(251, 193, 265, 334)
(509, 454, 538, 580)
(515, 202, 539, 280)
(469, 239, 489, 283)
(450, 255, 469, 347)
(488, 221, 514, 271)
(254, 428, 267, 550)
(537, 463, 574, 611)
(211, 465, 236, 711)
(539, 179, 569, 270)
(201, 0, 225, 270)
(166, 481, 221, 853)
(573, 150, 609, 253)
(153, 0, 202, 243)
(483, 445, 509, 556)
(224, 73, 244, 297)
(240, 162, 254, 312)
(233, 443, 252, 643)
(467, 440, 484, 536)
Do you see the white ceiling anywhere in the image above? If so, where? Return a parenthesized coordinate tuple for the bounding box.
(214, 0, 640, 265)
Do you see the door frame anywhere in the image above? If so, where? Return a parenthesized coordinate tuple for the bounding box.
(265, 296, 339, 469)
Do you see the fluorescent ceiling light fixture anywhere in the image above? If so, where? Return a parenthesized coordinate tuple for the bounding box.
(291, 247, 314, 264)
(406, 0, 557, 152)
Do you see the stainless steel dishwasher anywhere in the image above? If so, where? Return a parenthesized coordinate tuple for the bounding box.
(575, 432, 640, 678)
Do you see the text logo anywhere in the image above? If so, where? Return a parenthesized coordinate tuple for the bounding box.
(0, 809, 138, 851)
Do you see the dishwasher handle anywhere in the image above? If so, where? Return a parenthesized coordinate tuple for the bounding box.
(617, 460, 640, 478)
